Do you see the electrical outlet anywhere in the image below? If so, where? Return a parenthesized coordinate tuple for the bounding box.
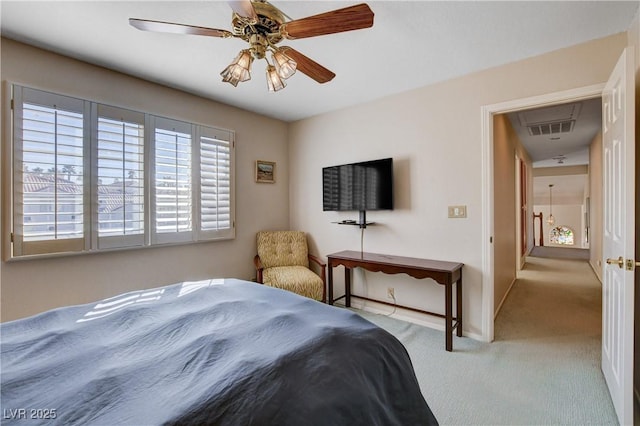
(387, 287, 395, 299)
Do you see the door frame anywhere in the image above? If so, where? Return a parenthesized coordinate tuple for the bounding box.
(480, 83, 604, 342)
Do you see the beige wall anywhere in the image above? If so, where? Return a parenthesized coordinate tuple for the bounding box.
(0, 38, 290, 321)
(493, 114, 528, 313)
(288, 33, 627, 338)
(493, 113, 516, 313)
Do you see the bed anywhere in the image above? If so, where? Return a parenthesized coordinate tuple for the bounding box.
(1, 278, 438, 425)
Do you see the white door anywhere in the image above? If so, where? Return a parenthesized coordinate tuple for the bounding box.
(601, 47, 635, 426)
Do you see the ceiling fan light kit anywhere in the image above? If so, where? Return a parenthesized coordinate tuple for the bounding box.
(266, 64, 286, 92)
(220, 49, 253, 87)
(130, 1, 374, 92)
(272, 49, 297, 80)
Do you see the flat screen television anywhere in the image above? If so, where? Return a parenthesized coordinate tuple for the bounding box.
(322, 158, 393, 213)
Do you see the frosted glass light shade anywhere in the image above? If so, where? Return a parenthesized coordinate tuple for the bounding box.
(272, 49, 297, 79)
(266, 65, 286, 92)
(221, 50, 253, 86)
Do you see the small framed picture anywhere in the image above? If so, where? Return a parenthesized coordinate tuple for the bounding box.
(255, 160, 276, 183)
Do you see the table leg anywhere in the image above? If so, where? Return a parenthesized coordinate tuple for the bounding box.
(456, 275, 463, 337)
(328, 261, 334, 305)
(345, 267, 351, 307)
(445, 283, 452, 352)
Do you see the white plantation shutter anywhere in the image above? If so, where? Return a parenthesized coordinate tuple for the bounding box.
(151, 117, 193, 244)
(197, 126, 234, 240)
(9, 84, 236, 259)
(13, 86, 89, 256)
(95, 105, 145, 249)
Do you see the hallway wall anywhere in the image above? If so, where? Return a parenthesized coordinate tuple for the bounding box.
(494, 115, 533, 313)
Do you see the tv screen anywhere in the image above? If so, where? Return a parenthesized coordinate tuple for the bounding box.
(322, 158, 393, 212)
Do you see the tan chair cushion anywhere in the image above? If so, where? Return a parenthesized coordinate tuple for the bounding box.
(257, 231, 309, 269)
(263, 266, 324, 301)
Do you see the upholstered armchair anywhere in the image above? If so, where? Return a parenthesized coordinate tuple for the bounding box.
(254, 231, 326, 302)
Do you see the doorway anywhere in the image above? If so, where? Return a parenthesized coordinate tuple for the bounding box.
(480, 83, 605, 342)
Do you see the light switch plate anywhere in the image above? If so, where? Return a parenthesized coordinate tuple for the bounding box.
(448, 205, 467, 218)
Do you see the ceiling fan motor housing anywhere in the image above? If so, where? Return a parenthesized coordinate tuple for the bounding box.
(248, 34, 268, 59)
(232, 1, 285, 52)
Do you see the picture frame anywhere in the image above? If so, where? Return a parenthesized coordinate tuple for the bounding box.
(255, 160, 276, 183)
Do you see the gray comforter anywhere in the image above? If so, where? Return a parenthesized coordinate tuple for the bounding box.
(1, 278, 437, 425)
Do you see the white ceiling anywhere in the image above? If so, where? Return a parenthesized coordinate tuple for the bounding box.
(1, 1, 638, 124)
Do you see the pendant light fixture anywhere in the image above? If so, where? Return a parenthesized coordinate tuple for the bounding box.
(546, 184, 555, 226)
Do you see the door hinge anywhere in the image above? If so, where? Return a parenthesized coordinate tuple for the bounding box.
(10, 232, 14, 243)
(11, 99, 14, 110)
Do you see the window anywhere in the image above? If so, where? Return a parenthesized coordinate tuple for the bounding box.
(550, 226, 574, 245)
(10, 85, 235, 258)
(96, 105, 145, 249)
(12, 87, 89, 256)
(152, 117, 193, 244)
(197, 126, 233, 239)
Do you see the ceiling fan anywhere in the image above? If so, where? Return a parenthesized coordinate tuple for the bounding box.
(129, 1, 374, 91)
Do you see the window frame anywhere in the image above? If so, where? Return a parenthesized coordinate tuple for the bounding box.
(7, 83, 236, 260)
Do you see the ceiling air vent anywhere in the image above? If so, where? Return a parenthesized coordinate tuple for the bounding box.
(517, 102, 582, 137)
(527, 120, 575, 136)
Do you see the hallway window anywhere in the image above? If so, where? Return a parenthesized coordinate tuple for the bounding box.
(550, 226, 574, 245)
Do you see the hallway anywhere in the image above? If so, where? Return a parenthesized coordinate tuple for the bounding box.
(499, 255, 600, 340)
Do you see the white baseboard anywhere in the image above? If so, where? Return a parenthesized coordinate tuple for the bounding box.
(588, 260, 603, 283)
(494, 277, 517, 319)
(338, 299, 484, 342)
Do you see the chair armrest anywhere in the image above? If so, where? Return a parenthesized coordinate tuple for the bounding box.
(308, 253, 326, 268)
(308, 254, 327, 303)
(254, 255, 264, 283)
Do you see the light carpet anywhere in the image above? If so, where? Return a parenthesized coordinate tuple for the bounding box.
(355, 255, 617, 425)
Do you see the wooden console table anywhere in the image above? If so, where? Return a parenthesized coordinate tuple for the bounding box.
(327, 250, 463, 352)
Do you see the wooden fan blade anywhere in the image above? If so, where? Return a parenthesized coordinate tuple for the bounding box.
(227, 0, 258, 20)
(129, 18, 232, 38)
(280, 3, 374, 40)
(280, 47, 335, 84)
